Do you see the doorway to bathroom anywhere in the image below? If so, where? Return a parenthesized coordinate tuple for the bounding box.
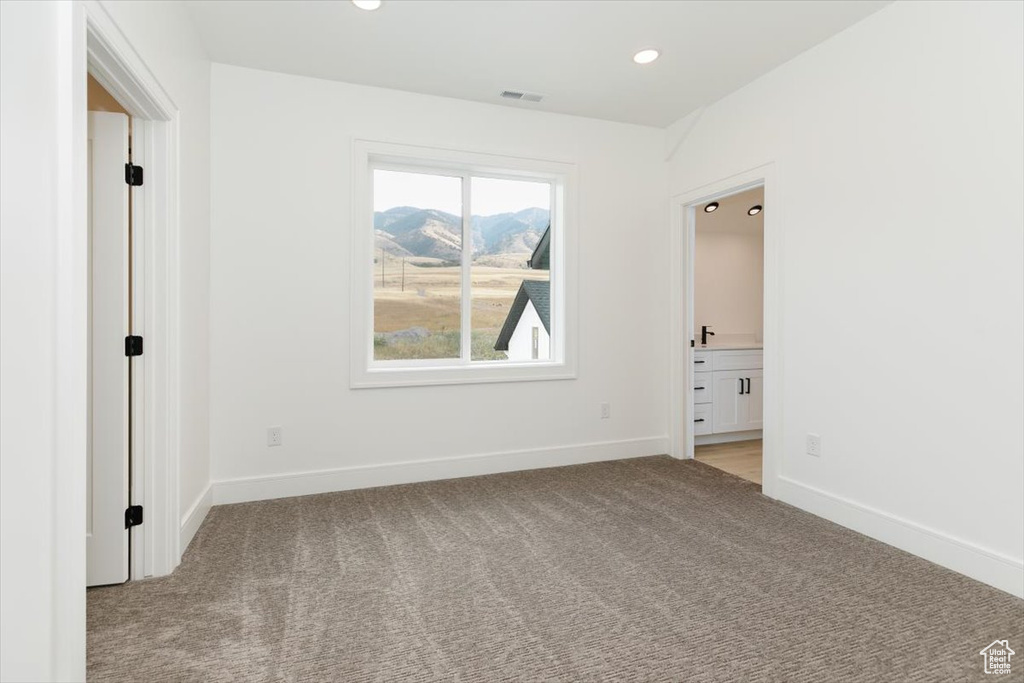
(669, 164, 780, 497)
(691, 187, 764, 484)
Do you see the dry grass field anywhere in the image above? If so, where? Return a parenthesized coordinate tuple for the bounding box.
(373, 254, 547, 360)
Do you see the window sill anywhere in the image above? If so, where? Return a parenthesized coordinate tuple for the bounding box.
(350, 361, 577, 389)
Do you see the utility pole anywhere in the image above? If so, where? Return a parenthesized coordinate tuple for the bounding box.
(402, 257, 405, 292)
(380, 248, 385, 288)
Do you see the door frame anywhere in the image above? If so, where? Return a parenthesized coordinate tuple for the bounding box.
(80, 0, 182, 580)
(50, 2, 181, 674)
(668, 163, 782, 498)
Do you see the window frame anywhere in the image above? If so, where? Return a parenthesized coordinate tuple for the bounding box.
(350, 139, 578, 388)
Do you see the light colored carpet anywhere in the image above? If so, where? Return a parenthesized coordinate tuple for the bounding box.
(88, 457, 1023, 682)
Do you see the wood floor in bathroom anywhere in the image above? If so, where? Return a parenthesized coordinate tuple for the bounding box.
(694, 439, 762, 485)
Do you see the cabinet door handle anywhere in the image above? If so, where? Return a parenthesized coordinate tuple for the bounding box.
(746, 378, 751, 394)
(738, 379, 744, 395)
(694, 386, 705, 391)
(694, 418, 705, 423)
(694, 360, 706, 364)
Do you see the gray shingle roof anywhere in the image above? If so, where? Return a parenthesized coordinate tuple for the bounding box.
(493, 279, 550, 352)
(527, 224, 550, 270)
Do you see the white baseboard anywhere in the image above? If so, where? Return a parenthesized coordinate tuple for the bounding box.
(212, 437, 669, 506)
(776, 476, 1024, 598)
(179, 484, 212, 555)
(695, 430, 762, 446)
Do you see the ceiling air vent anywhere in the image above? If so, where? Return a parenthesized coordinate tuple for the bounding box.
(500, 90, 544, 103)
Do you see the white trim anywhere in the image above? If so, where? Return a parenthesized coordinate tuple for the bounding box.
(669, 164, 782, 500)
(179, 484, 212, 555)
(213, 437, 668, 506)
(84, 1, 175, 121)
(53, 3, 88, 678)
(777, 476, 1024, 598)
(350, 139, 579, 388)
(82, 0, 182, 579)
(350, 361, 577, 389)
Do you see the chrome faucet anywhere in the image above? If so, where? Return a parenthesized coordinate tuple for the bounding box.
(701, 325, 715, 346)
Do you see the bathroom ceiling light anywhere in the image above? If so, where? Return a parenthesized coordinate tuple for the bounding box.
(633, 49, 660, 65)
(703, 202, 719, 213)
(747, 205, 763, 216)
(352, 0, 382, 10)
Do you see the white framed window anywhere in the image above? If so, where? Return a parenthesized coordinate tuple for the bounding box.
(350, 140, 578, 388)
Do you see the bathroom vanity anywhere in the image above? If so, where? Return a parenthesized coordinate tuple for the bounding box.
(693, 344, 763, 443)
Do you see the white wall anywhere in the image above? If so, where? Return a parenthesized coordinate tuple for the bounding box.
(100, 0, 213, 531)
(1, 4, 83, 679)
(507, 301, 551, 361)
(670, 0, 1023, 594)
(1, 2, 210, 678)
(210, 64, 669, 500)
(695, 203, 764, 342)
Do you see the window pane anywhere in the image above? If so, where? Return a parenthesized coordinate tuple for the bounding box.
(470, 177, 551, 361)
(373, 169, 462, 360)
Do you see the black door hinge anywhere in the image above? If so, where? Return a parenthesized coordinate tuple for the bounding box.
(125, 335, 143, 357)
(125, 163, 143, 186)
(125, 505, 143, 528)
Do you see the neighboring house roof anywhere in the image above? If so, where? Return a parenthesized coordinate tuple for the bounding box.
(494, 279, 550, 351)
(527, 224, 550, 270)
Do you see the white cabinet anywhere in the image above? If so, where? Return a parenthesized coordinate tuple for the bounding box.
(692, 348, 763, 437)
(711, 369, 763, 433)
(693, 403, 713, 435)
(711, 370, 744, 432)
(692, 370, 714, 435)
(694, 371, 713, 405)
(746, 372, 763, 430)
(711, 351, 763, 372)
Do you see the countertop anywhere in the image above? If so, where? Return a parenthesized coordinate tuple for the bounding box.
(695, 342, 763, 351)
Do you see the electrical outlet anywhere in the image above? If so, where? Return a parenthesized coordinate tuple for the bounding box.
(600, 402, 611, 419)
(267, 426, 283, 447)
(806, 433, 821, 457)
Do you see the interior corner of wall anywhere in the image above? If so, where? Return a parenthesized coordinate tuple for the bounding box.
(664, 107, 705, 163)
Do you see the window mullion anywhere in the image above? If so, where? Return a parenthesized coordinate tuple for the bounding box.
(460, 174, 472, 364)
(549, 182, 558, 361)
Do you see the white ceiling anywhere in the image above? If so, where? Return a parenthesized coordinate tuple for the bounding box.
(697, 187, 764, 234)
(185, 0, 889, 127)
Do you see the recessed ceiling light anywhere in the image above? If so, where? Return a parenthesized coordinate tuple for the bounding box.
(703, 202, 719, 213)
(747, 205, 763, 216)
(352, 0, 381, 10)
(633, 49, 660, 65)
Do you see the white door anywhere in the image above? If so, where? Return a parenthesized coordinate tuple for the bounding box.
(712, 370, 746, 433)
(87, 111, 130, 586)
(745, 370, 764, 430)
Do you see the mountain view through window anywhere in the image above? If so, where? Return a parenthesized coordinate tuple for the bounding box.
(373, 170, 551, 362)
